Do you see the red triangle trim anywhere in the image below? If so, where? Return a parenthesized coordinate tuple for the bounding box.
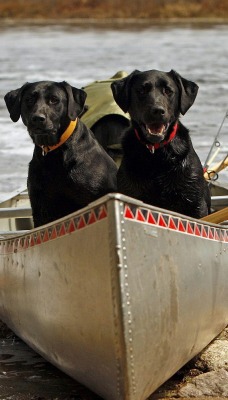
(16, 239, 22, 251)
(202, 227, 208, 238)
(98, 206, 107, 220)
(24, 237, 29, 249)
(187, 222, 194, 235)
(220, 230, 225, 242)
(88, 211, 97, 225)
(178, 220, 186, 232)
(169, 217, 177, 230)
(77, 216, 86, 229)
(7, 243, 13, 253)
(158, 215, 167, 227)
(124, 206, 134, 219)
(36, 233, 42, 245)
(50, 227, 58, 240)
(208, 228, 214, 240)
(42, 230, 49, 242)
(147, 212, 157, 225)
(59, 223, 66, 236)
(30, 235, 35, 247)
(195, 224, 201, 236)
(136, 209, 145, 222)
(68, 220, 76, 233)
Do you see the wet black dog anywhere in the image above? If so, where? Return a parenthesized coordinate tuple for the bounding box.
(5, 81, 117, 227)
(111, 69, 210, 218)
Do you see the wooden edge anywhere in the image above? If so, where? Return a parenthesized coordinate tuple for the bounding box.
(201, 207, 228, 224)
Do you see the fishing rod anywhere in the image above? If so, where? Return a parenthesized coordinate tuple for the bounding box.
(204, 109, 228, 170)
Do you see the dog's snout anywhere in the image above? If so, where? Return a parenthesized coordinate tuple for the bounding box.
(32, 114, 46, 123)
(151, 106, 165, 116)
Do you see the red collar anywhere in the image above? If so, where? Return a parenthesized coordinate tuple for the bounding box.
(135, 123, 178, 154)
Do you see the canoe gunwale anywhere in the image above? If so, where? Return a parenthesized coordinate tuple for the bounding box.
(0, 192, 228, 248)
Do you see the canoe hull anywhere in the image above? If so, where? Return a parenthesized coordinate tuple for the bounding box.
(0, 194, 227, 400)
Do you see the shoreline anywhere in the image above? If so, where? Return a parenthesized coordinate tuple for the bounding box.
(0, 17, 228, 28)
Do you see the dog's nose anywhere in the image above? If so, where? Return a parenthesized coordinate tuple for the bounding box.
(32, 114, 46, 123)
(152, 106, 165, 116)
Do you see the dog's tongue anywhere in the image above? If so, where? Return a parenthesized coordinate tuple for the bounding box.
(146, 123, 165, 135)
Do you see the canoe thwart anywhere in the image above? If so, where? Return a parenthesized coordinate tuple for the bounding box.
(201, 207, 228, 224)
(0, 207, 32, 218)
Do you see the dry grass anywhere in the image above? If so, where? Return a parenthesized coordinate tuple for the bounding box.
(0, 0, 228, 19)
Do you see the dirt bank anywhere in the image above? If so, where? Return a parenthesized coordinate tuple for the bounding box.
(0, 0, 228, 20)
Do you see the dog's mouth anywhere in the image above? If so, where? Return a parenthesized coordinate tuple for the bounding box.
(29, 129, 59, 146)
(142, 122, 169, 143)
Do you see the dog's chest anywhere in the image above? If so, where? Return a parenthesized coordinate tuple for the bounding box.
(119, 150, 189, 203)
(30, 151, 77, 193)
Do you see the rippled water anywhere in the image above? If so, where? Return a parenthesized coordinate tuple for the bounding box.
(0, 23, 228, 199)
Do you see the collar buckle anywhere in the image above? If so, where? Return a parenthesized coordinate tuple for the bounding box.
(41, 146, 49, 156)
(146, 144, 155, 154)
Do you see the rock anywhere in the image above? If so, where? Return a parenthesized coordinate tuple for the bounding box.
(194, 340, 228, 372)
(178, 369, 228, 397)
(151, 327, 228, 399)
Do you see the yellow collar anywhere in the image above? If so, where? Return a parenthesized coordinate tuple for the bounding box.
(41, 119, 77, 156)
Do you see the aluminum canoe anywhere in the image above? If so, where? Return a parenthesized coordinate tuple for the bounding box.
(0, 186, 227, 400)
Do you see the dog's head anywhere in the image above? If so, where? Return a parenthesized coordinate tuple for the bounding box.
(111, 69, 198, 144)
(4, 81, 87, 146)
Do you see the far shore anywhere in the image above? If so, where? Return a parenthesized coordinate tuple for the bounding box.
(1, 17, 228, 28)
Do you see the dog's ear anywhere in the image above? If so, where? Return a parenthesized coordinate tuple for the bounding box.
(4, 83, 30, 122)
(170, 70, 199, 115)
(111, 70, 140, 113)
(60, 81, 87, 120)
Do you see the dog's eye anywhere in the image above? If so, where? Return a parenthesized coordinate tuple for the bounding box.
(49, 96, 59, 104)
(137, 87, 145, 95)
(137, 84, 151, 96)
(163, 86, 173, 96)
(25, 96, 35, 105)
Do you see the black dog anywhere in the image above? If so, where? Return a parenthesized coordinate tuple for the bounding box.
(5, 81, 117, 227)
(111, 69, 210, 218)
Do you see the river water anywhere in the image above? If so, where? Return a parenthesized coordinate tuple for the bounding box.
(0, 22, 228, 399)
(0, 22, 228, 199)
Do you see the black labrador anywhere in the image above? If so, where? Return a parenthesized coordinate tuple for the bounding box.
(5, 81, 117, 227)
(111, 69, 211, 218)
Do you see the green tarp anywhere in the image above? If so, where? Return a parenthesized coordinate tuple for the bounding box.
(81, 71, 130, 128)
